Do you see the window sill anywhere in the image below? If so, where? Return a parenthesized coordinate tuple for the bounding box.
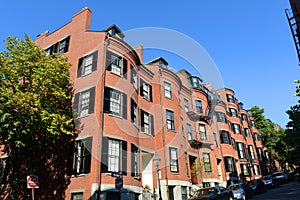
(110, 71, 123, 78)
(108, 113, 123, 119)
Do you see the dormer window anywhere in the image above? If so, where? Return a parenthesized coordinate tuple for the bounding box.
(104, 25, 125, 40)
(190, 76, 202, 88)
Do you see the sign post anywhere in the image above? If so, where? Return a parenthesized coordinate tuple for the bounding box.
(112, 173, 123, 199)
(27, 175, 39, 200)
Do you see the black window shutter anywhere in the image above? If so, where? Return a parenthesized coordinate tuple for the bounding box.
(131, 144, 135, 177)
(63, 36, 70, 53)
(103, 87, 111, 113)
(149, 84, 153, 102)
(151, 114, 155, 136)
(122, 93, 127, 119)
(130, 99, 134, 123)
(67, 141, 75, 175)
(73, 93, 80, 118)
(77, 57, 84, 78)
(53, 42, 59, 53)
(140, 79, 144, 96)
(123, 58, 128, 79)
(122, 141, 127, 175)
(84, 137, 93, 173)
(88, 87, 96, 114)
(106, 51, 112, 71)
(92, 51, 98, 72)
(140, 109, 145, 132)
(101, 137, 109, 173)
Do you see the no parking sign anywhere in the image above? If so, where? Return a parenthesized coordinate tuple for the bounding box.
(27, 175, 39, 189)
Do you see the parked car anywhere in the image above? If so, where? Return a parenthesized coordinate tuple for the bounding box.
(272, 171, 289, 184)
(247, 179, 266, 195)
(228, 183, 253, 200)
(263, 175, 280, 189)
(188, 185, 234, 200)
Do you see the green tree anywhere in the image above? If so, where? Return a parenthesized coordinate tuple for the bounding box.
(249, 106, 286, 164)
(0, 35, 75, 199)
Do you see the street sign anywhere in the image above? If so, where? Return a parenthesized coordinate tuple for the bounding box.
(115, 177, 123, 190)
(111, 172, 123, 178)
(27, 175, 39, 189)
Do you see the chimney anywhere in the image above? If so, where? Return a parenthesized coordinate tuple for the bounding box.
(134, 44, 144, 64)
(72, 7, 92, 31)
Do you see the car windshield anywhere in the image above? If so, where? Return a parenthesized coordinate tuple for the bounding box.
(229, 184, 242, 190)
(194, 188, 215, 197)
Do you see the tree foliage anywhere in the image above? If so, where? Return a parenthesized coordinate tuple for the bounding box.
(249, 106, 287, 164)
(0, 35, 76, 199)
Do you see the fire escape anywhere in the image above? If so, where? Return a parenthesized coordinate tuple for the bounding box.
(286, 7, 300, 65)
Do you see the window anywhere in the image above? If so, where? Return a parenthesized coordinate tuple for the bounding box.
(220, 130, 231, 144)
(184, 98, 189, 112)
(216, 112, 226, 123)
(45, 36, 70, 55)
(229, 108, 237, 117)
(131, 99, 138, 126)
(164, 82, 172, 98)
(71, 192, 83, 200)
(253, 133, 260, 141)
(244, 128, 250, 137)
(181, 186, 188, 200)
(257, 148, 263, 160)
(104, 87, 127, 119)
(237, 142, 245, 159)
(169, 147, 179, 172)
(195, 100, 203, 113)
(141, 110, 154, 135)
(73, 137, 92, 175)
(241, 114, 248, 121)
(231, 138, 236, 150)
(101, 137, 127, 175)
(190, 76, 202, 88)
(250, 120, 255, 127)
(253, 165, 260, 175)
(203, 153, 212, 172)
(199, 124, 207, 140)
(187, 123, 192, 140)
(131, 144, 139, 178)
(248, 145, 255, 160)
(166, 110, 175, 131)
(224, 157, 234, 172)
(233, 123, 240, 134)
(130, 64, 137, 89)
(240, 164, 248, 176)
(226, 94, 234, 103)
(77, 51, 98, 77)
(213, 133, 218, 147)
(140, 79, 152, 101)
(73, 87, 95, 118)
(106, 51, 128, 78)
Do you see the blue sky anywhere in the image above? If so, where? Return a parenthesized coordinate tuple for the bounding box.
(0, 0, 298, 128)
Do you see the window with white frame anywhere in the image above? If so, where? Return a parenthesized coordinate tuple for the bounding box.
(233, 123, 240, 134)
(216, 111, 226, 123)
(203, 153, 212, 172)
(184, 98, 189, 112)
(257, 148, 263, 160)
(104, 87, 127, 119)
(166, 110, 175, 131)
(130, 64, 137, 89)
(248, 145, 255, 160)
(224, 157, 234, 172)
(71, 192, 83, 200)
(169, 147, 179, 172)
(220, 130, 231, 144)
(106, 51, 128, 78)
(140, 79, 152, 101)
(73, 87, 95, 118)
(237, 142, 245, 159)
(108, 139, 120, 172)
(226, 94, 234, 103)
(164, 82, 172, 98)
(199, 124, 207, 140)
(141, 110, 153, 135)
(111, 54, 122, 75)
(213, 133, 218, 147)
(73, 137, 92, 175)
(77, 51, 98, 77)
(131, 144, 139, 178)
(244, 128, 250, 137)
(229, 108, 237, 117)
(187, 123, 192, 140)
(253, 165, 260, 175)
(241, 114, 248, 121)
(131, 99, 138, 126)
(195, 100, 203, 113)
(241, 163, 248, 175)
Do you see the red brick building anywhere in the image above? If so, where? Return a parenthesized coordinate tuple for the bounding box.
(32, 7, 274, 200)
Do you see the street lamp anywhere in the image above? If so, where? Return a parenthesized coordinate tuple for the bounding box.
(154, 152, 163, 200)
